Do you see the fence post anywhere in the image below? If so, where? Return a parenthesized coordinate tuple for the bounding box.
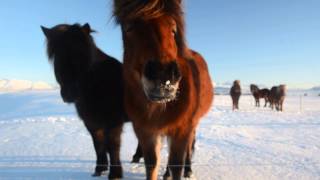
(299, 95, 302, 112)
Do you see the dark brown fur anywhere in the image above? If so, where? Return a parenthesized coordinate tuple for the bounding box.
(230, 80, 241, 110)
(41, 23, 124, 178)
(270, 85, 286, 111)
(114, 1, 214, 179)
(250, 84, 271, 107)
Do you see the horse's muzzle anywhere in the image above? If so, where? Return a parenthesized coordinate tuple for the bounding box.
(142, 60, 181, 103)
(142, 76, 180, 103)
(147, 87, 177, 103)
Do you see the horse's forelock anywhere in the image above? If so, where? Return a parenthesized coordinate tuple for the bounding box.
(113, 0, 188, 57)
(114, 0, 183, 22)
(45, 23, 94, 61)
(114, 0, 162, 23)
(250, 84, 259, 92)
(46, 39, 56, 61)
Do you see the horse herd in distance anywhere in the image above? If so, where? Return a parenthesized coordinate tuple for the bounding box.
(229, 80, 286, 111)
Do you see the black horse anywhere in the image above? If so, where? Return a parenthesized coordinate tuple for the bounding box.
(41, 23, 124, 178)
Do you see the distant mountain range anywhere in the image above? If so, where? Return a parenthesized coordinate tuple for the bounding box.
(311, 86, 320, 91)
(0, 79, 57, 92)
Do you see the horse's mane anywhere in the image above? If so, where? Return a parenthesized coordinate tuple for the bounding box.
(113, 0, 181, 22)
(45, 24, 95, 63)
(233, 80, 240, 86)
(113, 0, 187, 57)
(279, 84, 286, 95)
(45, 24, 70, 61)
(250, 84, 259, 92)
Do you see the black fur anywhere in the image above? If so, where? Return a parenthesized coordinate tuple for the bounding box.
(41, 23, 124, 178)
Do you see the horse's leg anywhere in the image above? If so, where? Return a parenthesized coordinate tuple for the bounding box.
(163, 135, 195, 179)
(264, 97, 267, 107)
(131, 142, 143, 163)
(280, 99, 283, 111)
(236, 96, 240, 109)
(269, 98, 272, 108)
(90, 129, 108, 177)
(167, 133, 192, 180)
(138, 132, 160, 180)
(163, 165, 171, 179)
(105, 124, 123, 179)
(273, 102, 275, 110)
(232, 99, 235, 111)
(163, 134, 194, 180)
(184, 131, 196, 178)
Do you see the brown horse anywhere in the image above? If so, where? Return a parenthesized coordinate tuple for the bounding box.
(270, 85, 286, 111)
(113, 0, 214, 179)
(230, 80, 241, 110)
(250, 84, 270, 107)
(41, 23, 124, 178)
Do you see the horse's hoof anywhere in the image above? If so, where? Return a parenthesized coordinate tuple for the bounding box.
(163, 175, 172, 180)
(131, 156, 141, 163)
(184, 170, 193, 178)
(109, 177, 122, 180)
(92, 172, 102, 177)
(163, 171, 171, 180)
(109, 167, 123, 180)
(92, 165, 108, 177)
(108, 174, 123, 180)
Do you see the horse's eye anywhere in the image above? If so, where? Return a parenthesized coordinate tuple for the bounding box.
(124, 24, 133, 33)
(171, 29, 177, 36)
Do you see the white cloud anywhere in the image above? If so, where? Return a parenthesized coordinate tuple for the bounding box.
(0, 79, 56, 92)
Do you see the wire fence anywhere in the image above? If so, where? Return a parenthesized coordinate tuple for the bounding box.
(1, 161, 319, 180)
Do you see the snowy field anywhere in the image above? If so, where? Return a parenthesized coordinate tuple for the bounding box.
(0, 91, 320, 180)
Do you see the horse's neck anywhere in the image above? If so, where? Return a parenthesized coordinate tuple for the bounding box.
(90, 45, 100, 63)
(92, 47, 114, 63)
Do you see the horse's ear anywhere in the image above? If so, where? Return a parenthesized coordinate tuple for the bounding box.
(82, 23, 96, 34)
(175, 0, 183, 5)
(41, 26, 52, 38)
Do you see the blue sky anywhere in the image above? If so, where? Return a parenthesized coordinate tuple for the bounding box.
(0, 0, 319, 89)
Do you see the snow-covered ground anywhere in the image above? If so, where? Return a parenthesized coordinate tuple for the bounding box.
(0, 91, 319, 179)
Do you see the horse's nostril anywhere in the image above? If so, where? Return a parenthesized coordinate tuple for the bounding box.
(144, 60, 181, 83)
(144, 60, 161, 80)
(167, 61, 181, 82)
